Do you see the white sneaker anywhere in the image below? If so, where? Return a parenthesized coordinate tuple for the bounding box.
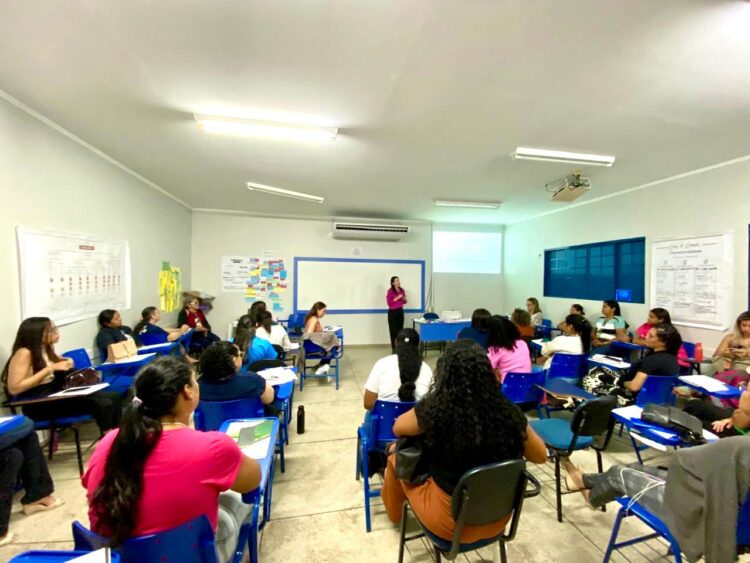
(315, 364, 330, 375)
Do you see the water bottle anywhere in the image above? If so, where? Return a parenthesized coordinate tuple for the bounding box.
(297, 405, 305, 434)
(694, 342, 704, 363)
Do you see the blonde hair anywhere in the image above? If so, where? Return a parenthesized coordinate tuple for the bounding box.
(526, 297, 541, 314)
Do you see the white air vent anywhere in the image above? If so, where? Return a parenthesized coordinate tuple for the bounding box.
(332, 221, 410, 241)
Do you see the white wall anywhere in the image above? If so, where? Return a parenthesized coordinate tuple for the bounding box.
(503, 158, 750, 354)
(0, 96, 192, 364)
(190, 212, 432, 345)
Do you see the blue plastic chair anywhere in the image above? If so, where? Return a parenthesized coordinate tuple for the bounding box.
(274, 381, 294, 446)
(62, 348, 93, 369)
(356, 400, 415, 532)
(72, 515, 238, 563)
(635, 375, 678, 407)
(195, 398, 285, 473)
(423, 312, 440, 320)
(546, 353, 587, 382)
(10, 551, 120, 562)
(502, 371, 546, 418)
(300, 340, 340, 391)
(284, 313, 306, 335)
(530, 396, 617, 522)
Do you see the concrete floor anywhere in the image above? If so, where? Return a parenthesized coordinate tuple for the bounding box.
(1, 345, 737, 562)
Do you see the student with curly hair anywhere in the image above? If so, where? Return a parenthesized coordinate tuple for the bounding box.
(198, 342, 275, 408)
(381, 340, 547, 543)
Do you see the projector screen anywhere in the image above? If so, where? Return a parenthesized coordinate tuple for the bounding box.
(433, 231, 502, 274)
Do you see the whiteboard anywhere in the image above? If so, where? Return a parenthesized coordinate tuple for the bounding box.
(16, 227, 131, 326)
(294, 258, 425, 314)
(650, 232, 733, 330)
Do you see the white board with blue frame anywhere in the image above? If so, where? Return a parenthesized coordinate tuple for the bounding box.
(293, 257, 425, 314)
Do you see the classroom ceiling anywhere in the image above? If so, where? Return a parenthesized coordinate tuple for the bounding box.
(1, 1, 749, 224)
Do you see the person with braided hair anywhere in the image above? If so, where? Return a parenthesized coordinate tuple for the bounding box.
(363, 329, 432, 409)
(381, 340, 547, 543)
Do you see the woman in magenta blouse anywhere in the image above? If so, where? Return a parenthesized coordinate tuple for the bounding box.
(386, 276, 407, 353)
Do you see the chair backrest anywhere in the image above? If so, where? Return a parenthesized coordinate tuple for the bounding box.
(608, 341, 634, 360)
(138, 332, 168, 346)
(194, 398, 264, 431)
(502, 371, 545, 405)
(63, 348, 92, 369)
(369, 400, 415, 444)
(636, 375, 678, 407)
(570, 395, 616, 439)
(451, 458, 527, 527)
(682, 341, 696, 358)
(73, 516, 219, 563)
(286, 313, 306, 330)
(547, 353, 587, 381)
(541, 319, 552, 328)
(248, 359, 285, 372)
(423, 312, 440, 320)
(304, 339, 333, 357)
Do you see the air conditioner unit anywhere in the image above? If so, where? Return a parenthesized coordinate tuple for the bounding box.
(546, 172, 591, 203)
(332, 221, 410, 241)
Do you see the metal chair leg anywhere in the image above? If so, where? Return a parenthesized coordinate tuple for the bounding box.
(602, 507, 627, 563)
(434, 545, 442, 562)
(398, 502, 409, 563)
(499, 540, 508, 563)
(73, 426, 83, 476)
(47, 423, 57, 461)
(554, 454, 563, 522)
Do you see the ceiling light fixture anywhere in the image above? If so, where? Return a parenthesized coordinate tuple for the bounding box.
(246, 182, 325, 204)
(195, 114, 338, 142)
(512, 146, 615, 167)
(434, 200, 501, 209)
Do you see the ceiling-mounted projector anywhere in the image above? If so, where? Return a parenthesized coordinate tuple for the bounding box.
(546, 172, 591, 202)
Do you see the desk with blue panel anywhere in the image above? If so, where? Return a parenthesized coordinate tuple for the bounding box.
(412, 318, 471, 356)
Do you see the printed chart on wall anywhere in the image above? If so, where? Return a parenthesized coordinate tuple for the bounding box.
(221, 253, 288, 313)
(16, 227, 131, 325)
(650, 232, 734, 330)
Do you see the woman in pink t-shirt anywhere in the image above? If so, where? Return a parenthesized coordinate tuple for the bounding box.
(83, 356, 261, 560)
(487, 316, 531, 383)
(632, 308, 689, 368)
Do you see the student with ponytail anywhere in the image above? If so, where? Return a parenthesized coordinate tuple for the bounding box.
(363, 329, 433, 409)
(234, 314, 278, 369)
(133, 306, 190, 345)
(83, 356, 261, 561)
(539, 314, 592, 369)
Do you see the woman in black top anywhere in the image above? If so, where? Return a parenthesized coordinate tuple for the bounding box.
(381, 340, 547, 543)
(95, 310, 134, 360)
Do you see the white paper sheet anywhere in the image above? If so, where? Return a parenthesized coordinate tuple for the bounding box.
(591, 354, 631, 369)
(258, 367, 298, 384)
(49, 383, 110, 398)
(68, 548, 111, 562)
(679, 375, 729, 393)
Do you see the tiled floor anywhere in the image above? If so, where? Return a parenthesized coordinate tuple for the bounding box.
(1, 346, 738, 562)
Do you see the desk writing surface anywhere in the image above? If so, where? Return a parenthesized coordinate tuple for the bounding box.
(220, 417, 279, 503)
(10, 383, 111, 406)
(537, 379, 595, 400)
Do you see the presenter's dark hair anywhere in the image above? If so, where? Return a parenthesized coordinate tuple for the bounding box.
(395, 329, 421, 402)
(235, 314, 255, 353)
(98, 309, 117, 327)
(304, 302, 327, 324)
(471, 308, 492, 332)
(390, 276, 400, 292)
(565, 314, 592, 355)
(91, 356, 193, 546)
(133, 306, 157, 336)
(1, 317, 61, 390)
(649, 308, 671, 324)
(488, 315, 521, 351)
(603, 299, 621, 316)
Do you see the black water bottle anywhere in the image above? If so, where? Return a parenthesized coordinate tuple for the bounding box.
(296, 405, 305, 434)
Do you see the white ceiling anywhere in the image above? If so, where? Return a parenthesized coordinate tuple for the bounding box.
(1, 0, 749, 224)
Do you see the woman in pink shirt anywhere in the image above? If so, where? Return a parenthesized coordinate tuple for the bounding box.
(632, 308, 689, 369)
(486, 316, 531, 383)
(386, 276, 407, 353)
(83, 356, 261, 561)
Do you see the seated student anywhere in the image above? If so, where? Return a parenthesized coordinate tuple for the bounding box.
(177, 297, 220, 355)
(631, 307, 689, 368)
(457, 308, 491, 350)
(557, 303, 585, 330)
(254, 311, 292, 352)
(363, 329, 433, 409)
(526, 297, 543, 326)
(591, 299, 628, 354)
(95, 309, 134, 360)
(1, 415, 63, 547)
(133, 306, 190, 345)
(487, 315, 531, 383)
(563, 437, 750, 563)
(539, 314, 592, 369)
(711, 311, 750, 374)
(234, 315, 278, 370)
(582, 323, 681, 406)
(3, 318, 121, 434)
(247, 300, 268, 327)
(198, 342, 276, 415)
(83, 357, 261, 562)
(684, 386, 750, 438)
(511, 308, 535, 340)
(381, 340, 547, 543)
(303, 302, 340, 376)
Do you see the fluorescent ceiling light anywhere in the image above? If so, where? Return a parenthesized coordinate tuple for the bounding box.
(434, 200, 501, 209)
(247, 182, 325, 204)
(512, 146, 615, 167)
(195, 114, 338, 142)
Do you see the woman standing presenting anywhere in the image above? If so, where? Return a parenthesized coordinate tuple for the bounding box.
(386, 276, 407, 353)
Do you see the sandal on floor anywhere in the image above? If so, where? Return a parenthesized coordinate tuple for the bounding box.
(0, 532, 18, 547)
(23, 497, 65, 516)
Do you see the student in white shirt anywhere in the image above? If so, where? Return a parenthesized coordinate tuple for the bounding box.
(363, 329, 433, 409)
(539, 314, 592, 369)
(254, 311, 292, 351)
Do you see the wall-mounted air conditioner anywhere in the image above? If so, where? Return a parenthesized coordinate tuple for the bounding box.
(332, 221, 410, 241)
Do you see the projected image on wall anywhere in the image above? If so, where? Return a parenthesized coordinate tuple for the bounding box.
(433, 231, 502, 274)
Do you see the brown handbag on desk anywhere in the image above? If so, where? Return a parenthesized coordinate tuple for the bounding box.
(62, 367, 101, 390)
(106, 339, 138, 362)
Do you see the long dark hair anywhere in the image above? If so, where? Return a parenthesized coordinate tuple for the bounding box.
(418, 340, 527, 468)
(650, 308, 671, 324)
(133, 307, 157, 336)
(98, 309, 117, 327)
(234, 314, 255, 354)
(390, 276, 401, 293)
(1, 317, 61, 390)
(304, 301, 327, 325)
(91, 356, 193, 546)
(603, 299, 621, 316)
(565, 314, 592, 354)
(394, 329, 421, 402)
(652, 323, 683, 356)
(248, 301, 267, 327)
(259, 311, 273, 334)
(199, 341, 239, 382)
(470, 308, 492, 332)
(487, 315, 521, 350)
